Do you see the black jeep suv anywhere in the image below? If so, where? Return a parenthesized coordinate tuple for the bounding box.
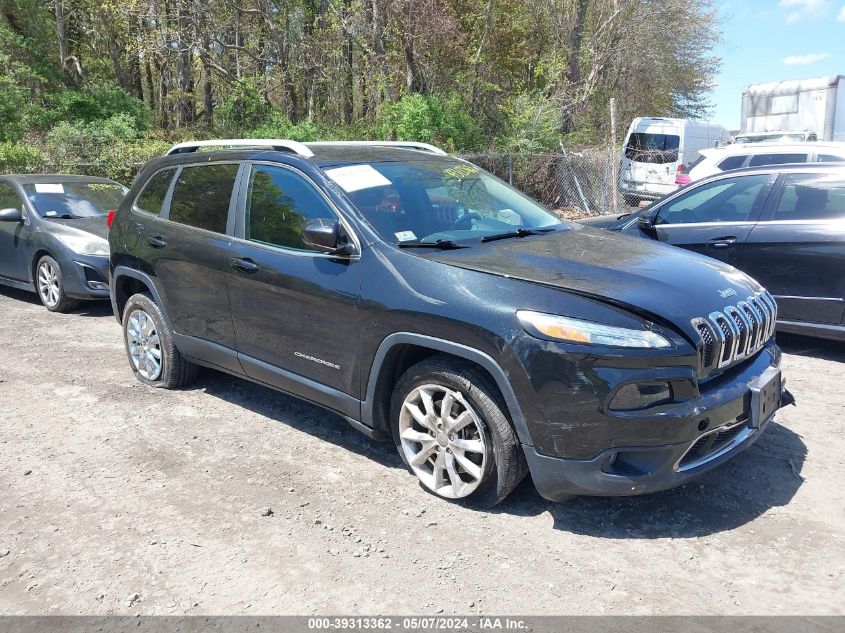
(109, 139, 792, 506)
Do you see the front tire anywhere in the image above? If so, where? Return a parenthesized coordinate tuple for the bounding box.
(121, 293, 197, 388)
(36, 255, 78, 313)
(390, 356, 527, 507)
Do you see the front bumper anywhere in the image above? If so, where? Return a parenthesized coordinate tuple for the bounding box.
(61, 254, 110, 300)
(525, 413, 779, 500)
(520, 345, 793, 500)
(619, 182, 676, 201)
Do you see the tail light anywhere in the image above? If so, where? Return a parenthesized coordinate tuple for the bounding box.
(675, 165, 691, 186)
(107, 210, 116, 228)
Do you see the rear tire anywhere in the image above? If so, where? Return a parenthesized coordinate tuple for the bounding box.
(121, 292, 197, 389)
(390, 355, 527, 507)
(35, 255, 78, 313)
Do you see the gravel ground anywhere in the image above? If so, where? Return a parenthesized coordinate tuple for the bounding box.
(0, 286, 843, 615)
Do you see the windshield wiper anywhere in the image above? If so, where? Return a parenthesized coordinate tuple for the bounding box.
(396, 239, 467, 250)
(44, 213, 83, 219)
(479, 227, 556, 243)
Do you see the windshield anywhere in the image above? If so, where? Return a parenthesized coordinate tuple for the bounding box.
(23, 181, 127, 218)
(323, 158, 563, 244)
(624, 132, 680, 164)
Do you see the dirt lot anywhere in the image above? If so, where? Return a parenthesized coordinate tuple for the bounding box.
(0, 286, 843, 616)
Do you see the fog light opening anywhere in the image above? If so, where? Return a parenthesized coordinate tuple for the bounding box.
(609, 381, 674, 411)
(87, 280, 108, 290)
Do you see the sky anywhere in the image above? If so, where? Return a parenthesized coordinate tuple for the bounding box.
(710, 0, 845, 129)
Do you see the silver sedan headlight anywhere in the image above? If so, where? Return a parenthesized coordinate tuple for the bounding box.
(56, 233, 109, 256)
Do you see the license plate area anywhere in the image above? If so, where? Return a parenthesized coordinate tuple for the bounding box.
(749, 367, 782, 429)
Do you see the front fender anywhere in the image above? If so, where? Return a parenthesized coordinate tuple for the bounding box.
(361, 332, 534, 446)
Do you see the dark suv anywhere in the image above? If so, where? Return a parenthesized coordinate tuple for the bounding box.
(109, 140, 792, 506)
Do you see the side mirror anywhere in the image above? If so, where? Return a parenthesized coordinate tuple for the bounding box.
(637, 207, 658, 233)
(302, 218, 355, 256)
(0, 207, 22, 222)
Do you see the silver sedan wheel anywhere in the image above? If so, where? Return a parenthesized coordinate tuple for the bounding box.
(37, 261, 60, 308)
(398, 384, 487, 499)
(127, 309, 162, 381)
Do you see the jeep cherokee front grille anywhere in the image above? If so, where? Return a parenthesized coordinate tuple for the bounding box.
(692, 292, 777, 374)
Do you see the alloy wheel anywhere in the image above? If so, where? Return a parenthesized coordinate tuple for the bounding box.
(37, 261, 61, 308)
(398, 384, 487, 499)
(127, 309, 163, 381)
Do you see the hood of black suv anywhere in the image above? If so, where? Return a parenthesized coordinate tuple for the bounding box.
(422, 226, 763, 338)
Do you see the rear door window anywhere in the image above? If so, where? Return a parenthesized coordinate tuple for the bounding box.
(655, 174, 769, 225)
(772, 173, 845, 221)
(717, 155, 747, 171)
(624, 133, 680, 164)
(167, 164, 239, 233)
(136, 168, 176, 215)
(748, 153, 807, 167)
(817, 154, 845, 163)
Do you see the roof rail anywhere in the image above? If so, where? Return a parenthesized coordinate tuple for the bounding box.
(305, 141, 448, 155)
(165, 139, 315, 157)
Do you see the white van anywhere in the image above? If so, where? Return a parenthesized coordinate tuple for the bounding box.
(619, 117, 732, 203)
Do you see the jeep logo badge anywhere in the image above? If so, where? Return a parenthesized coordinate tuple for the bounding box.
(718, 288, 737, 298)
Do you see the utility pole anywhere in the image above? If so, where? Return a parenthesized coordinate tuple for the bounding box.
(609, 97, 619, 211)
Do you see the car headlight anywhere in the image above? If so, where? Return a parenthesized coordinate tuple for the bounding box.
(516, 310, 672, 348)
(56, 233, 109, 256)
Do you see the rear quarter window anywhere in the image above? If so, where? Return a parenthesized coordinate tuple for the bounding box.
(683, 154, 708, 174)
(717, 155, 747, 171)
(136, 168, 177, 215)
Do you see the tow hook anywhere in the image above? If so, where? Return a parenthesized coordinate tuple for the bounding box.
(782, 389, 796, 408)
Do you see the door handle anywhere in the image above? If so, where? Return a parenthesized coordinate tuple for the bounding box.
(146, 235, 167, 248)
(231, 257, 260, 273)
(706, 236, 737, 249)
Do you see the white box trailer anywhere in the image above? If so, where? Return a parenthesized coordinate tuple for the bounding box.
(741, 75, 845, 142)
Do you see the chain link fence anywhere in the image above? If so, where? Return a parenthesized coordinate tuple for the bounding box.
(459, 148, 676, 218)
(1, 146, 671, 218)
(460, 149, 619, 219)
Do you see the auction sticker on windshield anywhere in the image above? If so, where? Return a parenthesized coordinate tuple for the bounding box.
(394, 230, 417, 242)
(34, 183, 64, 194)
(325, 164, 391, 193)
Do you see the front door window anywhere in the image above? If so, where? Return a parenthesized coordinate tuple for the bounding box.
(655, 174, 769, 225)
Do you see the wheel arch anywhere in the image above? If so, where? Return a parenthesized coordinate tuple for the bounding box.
(31, 249, 56, 285)
(110, 266, 170, 327)
(361, 333, 532, 446)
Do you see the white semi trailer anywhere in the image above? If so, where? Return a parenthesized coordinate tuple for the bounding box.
(741, 75, 845, 142)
